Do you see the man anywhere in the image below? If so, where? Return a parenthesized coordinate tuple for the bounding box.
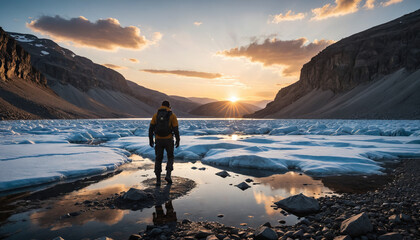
(149, 100, 180, 185)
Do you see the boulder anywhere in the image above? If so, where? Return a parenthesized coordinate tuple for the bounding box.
(122, 188, 148, 201)
(340, 212, 373, 237)
(215, 170, 230, 178)
(236, 182, 250, 190)
(377, 232, 403, 240)
(254, 226, 278, 240)
(334, 236, 352, 240)
(274, 193, 320, 215)
(206, 235, 219, 240)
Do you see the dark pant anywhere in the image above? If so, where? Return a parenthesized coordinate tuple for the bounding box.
(155, 138, 174, 174)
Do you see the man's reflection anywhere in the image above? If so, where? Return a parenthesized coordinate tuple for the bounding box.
(152, 184, 177, 227)
(153, 200, 177, 226)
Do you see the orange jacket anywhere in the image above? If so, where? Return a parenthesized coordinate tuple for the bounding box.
(149, 106, 179, 139)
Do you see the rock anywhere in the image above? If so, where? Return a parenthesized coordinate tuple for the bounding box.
(245, 178, 253, 183)
(340, 212, 373, 237)
(191, 167, 197, 170)
(254, 226, 278, 240)
(262, 222, 272, 228)
(122, 188, 148, 201)
(216, 170, 230, 178)
(198, 167, 206, 170)
(195, 229, 213, 238)
(334, 236, 352, 240)
(292, 229, 304, 238)
(149, 228, 163, 236)
(128, 234, 142, 240)
(52, 237, 65, 240)
(236, 182, 250, 190)
(274, 193, 320, 215)
(378, 232, 403, 240)
(217, 214, 224, 218)
(94, 237, 113, 240)
(206, 235, 219, 240)
(278, 220, 286, 224)
(388, 214, 401, 224)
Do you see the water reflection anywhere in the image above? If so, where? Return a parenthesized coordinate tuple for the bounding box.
(153, 201, 177, 227)
(29, 184, 131, 230)
(256, 172, 330, 197)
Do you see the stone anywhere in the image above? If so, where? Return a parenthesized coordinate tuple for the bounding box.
(149, 228, 163, 236)
(122, 188, 148, 201)
(52, 237, 65, 240)
(245, 178, 253, 183)
(206, 235, 219, 240)
(388, 215, 401, 224)
(94, 237, 113, 240)
(217, 214, 224, 218)
(195, 229, 213, 238)
(274, 193, 320, 215)
(334, 236, 351, 240)
(216, 170, 230, 178)
(128, 234, 142, 240)
(236, 182, 250, 190)
(340, 212, 373, 237)
(254, 226, 278, 240)
(377, 232, 403, 240)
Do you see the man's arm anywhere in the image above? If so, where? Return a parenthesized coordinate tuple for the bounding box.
(149, 114, 157, 147)
(171, 114, 180, 148)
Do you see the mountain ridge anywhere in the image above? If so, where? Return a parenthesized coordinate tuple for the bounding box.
(246, 10, 420, 119)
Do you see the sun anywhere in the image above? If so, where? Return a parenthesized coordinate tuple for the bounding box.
(228, 96, 239, 103)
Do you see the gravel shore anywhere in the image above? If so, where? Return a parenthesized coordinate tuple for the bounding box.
(132, 159, 419, 240)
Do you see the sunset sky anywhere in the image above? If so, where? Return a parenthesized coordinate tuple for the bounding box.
(1, 0, 419, 101)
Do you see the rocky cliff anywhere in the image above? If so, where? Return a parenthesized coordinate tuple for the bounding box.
(6, 31, 199, 117)
(247, 10, 420, 119)
(0, 27, 98, 120)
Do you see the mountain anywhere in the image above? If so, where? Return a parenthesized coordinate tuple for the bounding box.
(188, 97, 218, 105)
(5, 31, 199, 118)
(0, 27, 98, 120)
(190, 101, 261, 118)
(242, 100, 271, 109)
(247, 10, 420, 119)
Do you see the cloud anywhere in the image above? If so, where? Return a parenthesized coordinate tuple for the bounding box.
(194, 21, 203, 26)
(311, 0, 363, 20)
(128, 58, 139, 63)
(381, 0, 403, 7)
(141, 69, 222, 79)
(364, 0, 375, 9)
(219, 37, 334, 77)
(27, 15, 159, 50)
(103, 64, 126, 69)
(269, 10, 305, 23)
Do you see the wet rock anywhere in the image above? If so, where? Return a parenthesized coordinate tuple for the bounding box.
(122, 188, 148, 201)
(206, 235, 218, 240)
(334, 236, 352, 240)
(236, 182, 250, 191)
(198, 167, 206, 170)
(254, 226, 278, 240)
(149, 228, 163, 236)
(340, 212, 373, 237)
(216, 170, 230, 178)
(217, 214, 224, 218)
(245, 178, 253, 183)
(274, 193, 320, 215)
(195, 229, 212, 238)
(128, 235, 142, 240)
(377, 232, 403, 240)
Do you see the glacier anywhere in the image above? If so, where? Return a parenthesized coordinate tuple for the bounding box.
(0, 119, 419, 192)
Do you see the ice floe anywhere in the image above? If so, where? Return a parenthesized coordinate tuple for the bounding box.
(0, 119, 419, 191)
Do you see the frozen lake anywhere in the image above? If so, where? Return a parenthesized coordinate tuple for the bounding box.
(1, 118, 420, 192)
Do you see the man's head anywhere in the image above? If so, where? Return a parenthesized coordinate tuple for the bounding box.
(162, 100, 170, 108)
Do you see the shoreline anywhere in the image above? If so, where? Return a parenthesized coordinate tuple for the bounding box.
(131, 159, 419, 240)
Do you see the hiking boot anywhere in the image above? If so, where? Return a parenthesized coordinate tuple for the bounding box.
(165, 171, 172, 184)
(156, 173, 161, 186)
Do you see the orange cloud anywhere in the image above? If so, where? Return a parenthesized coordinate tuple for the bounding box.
(194, 21, 203, 26)
(103, 64, 126, 69)
(219, 38, 334, 77)
(129, 58, 139, 63)
(141, 69, 223, 79)
(269, 10, 305, 23)
(364, 0, 375, 9)
(311, 0, 363, 20)
(27, 15, 158, 50)
(381, 0, 403, 7)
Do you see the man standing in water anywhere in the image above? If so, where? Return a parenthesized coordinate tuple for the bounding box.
(149, 101, 180, 185)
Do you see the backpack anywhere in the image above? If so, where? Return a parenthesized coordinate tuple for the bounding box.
(155, 109, 172, 136)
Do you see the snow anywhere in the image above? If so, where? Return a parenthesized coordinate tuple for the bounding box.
(0, 119, 419, 192)
(9, 34, 34, 43)
(40, 50, 49, 55)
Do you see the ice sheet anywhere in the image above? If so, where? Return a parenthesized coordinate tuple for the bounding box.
(0, 119, 419, 191)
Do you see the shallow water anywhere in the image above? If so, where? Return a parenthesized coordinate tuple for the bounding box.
(0, 154, 337, 240)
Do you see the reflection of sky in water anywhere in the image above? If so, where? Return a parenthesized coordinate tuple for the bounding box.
(1, 155, 336, 240)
